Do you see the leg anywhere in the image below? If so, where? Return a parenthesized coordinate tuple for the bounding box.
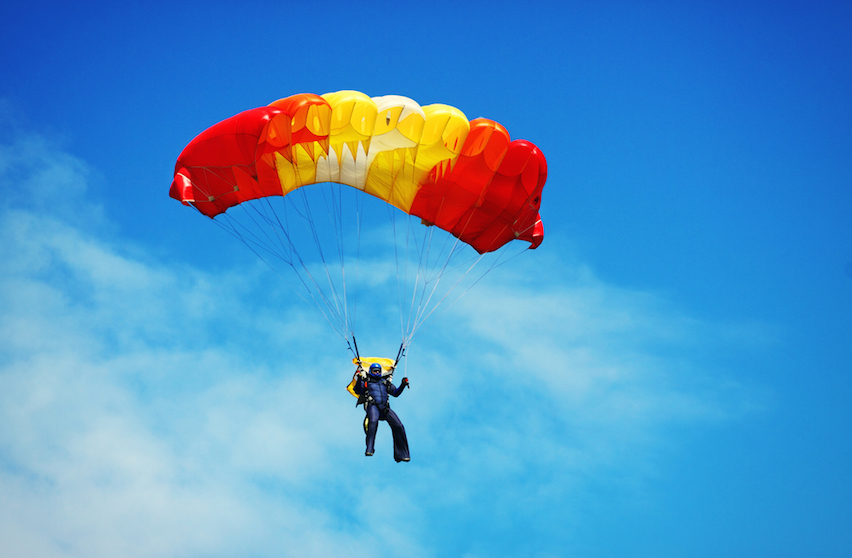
(365, 405, 380, 456)
(385, 409, 410, 462)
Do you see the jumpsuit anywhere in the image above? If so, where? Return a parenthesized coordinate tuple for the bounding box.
(354, 375, 410, 462)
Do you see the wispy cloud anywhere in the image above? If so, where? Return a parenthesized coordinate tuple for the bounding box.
(0, 132, 379, 557)
(0, 127, 766, 557)
(392, 261, 767, 534)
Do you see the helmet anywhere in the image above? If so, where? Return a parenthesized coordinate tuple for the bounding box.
(368, 363, 382, 377)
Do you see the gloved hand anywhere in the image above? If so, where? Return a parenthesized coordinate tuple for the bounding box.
(401, 377, 410, 389)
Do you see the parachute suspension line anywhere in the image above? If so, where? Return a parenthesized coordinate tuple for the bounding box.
(410, 250, 486, 341)
(264, 194, 351, 336)
(207, 210, 302, 291)
(352, 186, 365, 336)
(404, 210, 432, 343)
(256, 196, 355, 341)
(293, 187, 350, 337)
(387, 196, 437, 343)
(386, 201, 424, 350)
(402, 183, 481, 341)
(407, 231, 476, 340)
(406, 213, 426, 347)
(205, 207, 351, 345)
(406, 243, 531, 346)
(390, 203, 431, 349)
(338, 184, 353, 338)
(417, 212, 446, 320)
(404, 183, 544, 342)
(402, 191, 467, 340)
(408, 217, 442, 337)
(253, 194, 354, 341)
(337, 184, 355, 338)
(402, 176, 516, 342)
(388, 204, 407, 343)
(421, 208, 468, 282)
(211, 199, 290, 265)
(316, 182, 355, 340)
(386, 163, 424, 352)
(385, 201, 429, 350)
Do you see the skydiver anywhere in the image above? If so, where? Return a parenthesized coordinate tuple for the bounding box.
(352, 362, 410, 462)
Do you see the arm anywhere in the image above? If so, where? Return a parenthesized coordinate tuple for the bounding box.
(390, 377, 409, 397)
(352, 373, 365, 395)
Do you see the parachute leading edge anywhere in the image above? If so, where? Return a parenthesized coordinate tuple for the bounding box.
(170, 91, 547, 254)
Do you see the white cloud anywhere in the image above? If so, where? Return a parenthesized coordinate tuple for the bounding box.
(0, 132, 389, 557)
(0, 205, 410, 557)
(0, 129, 105, 227)
(0, 127, 766, 557)
(388, 255, 768, 528)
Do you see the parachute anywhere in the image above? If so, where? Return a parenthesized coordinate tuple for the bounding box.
(170, 90, 547, 358)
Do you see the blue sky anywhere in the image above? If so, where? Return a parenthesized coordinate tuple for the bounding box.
(1, 1, 850, 556)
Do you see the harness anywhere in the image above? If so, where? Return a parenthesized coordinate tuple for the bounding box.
(360, 374, 394, 412)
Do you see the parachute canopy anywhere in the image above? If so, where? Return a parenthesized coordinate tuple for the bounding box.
(170, 90, 547, 254)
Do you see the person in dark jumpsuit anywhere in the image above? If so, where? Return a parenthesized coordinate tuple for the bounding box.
(353, 362, 410, 462)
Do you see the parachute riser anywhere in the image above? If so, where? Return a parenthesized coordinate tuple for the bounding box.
(351, 335, 362, 364)
(393, 341, 406, 369)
